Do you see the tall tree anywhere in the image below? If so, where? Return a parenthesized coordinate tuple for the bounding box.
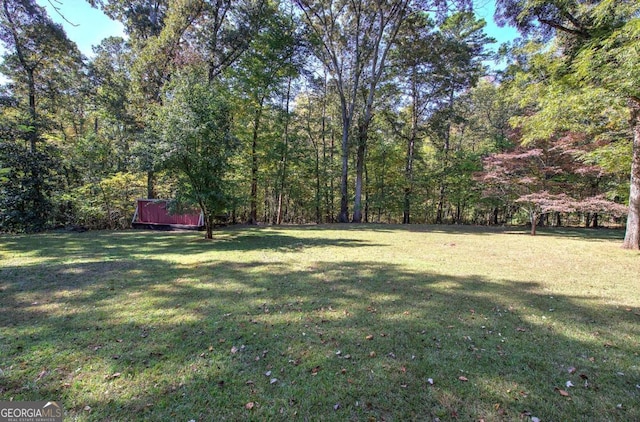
(0, 0, 82, 151)
(154, 71, 238, 239)
(295, 0, 417, 222)
(425, 12, 494, 223)
(0, 0, 82, 232)
(231, 1, 301, 224)
(495, 0, 640, 248)
(391, 13, 438, 224)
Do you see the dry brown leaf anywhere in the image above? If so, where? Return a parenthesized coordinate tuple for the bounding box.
(458, 376, 469, 382)
(555, 387, 570, 396)
(245, 402, 255, 410)
(365, 335, 374, 341)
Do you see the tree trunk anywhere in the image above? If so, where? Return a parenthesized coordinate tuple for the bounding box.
(338, 120, 349, 223)
(623, 99, 640, 249)
(277, 79, 292, 225)
(353, 121, 367, 223)
(329, 125, 335, 223)
(205, 215, 213, 239)
(403, 133, 415, 224)
(27, 68, 37, 152)
(249, 98, 264, 225)
(436, 185, 446, 224)
(315, 144, 322, 224)
(530, 210, 537, 236)
(147, 170, 156, 199)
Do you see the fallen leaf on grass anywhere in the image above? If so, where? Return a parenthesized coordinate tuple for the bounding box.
(458, 376, 468, 382)
(369, 351, 377, 358)
(427, 378, 434, 385)
(566, 381, 574, 388)
(231, 346, 239, 354)
(333, 403, 341, 411)
(104, 372, 121, 380)
(311, 366, 321, 375)
(516, 327, 527, 332)
(365, 335, 374, 341)
(270, 378, 278, 384)
(245, 402, 255, 410)
(555, 387, 570, 396)
(568, 366, 577, 374)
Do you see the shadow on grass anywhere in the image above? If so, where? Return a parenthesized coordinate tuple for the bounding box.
(0, 233, 638, 421)
(0, 229, 381, 261)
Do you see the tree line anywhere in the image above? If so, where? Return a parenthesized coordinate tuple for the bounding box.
(0, 0, 638, 248)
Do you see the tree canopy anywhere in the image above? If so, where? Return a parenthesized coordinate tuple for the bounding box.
(0, 0, 637, 247)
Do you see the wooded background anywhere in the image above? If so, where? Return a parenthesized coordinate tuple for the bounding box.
(1, 0, 638, 246)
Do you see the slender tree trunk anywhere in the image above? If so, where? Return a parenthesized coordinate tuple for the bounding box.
(364, 160, 369, 223)
(314, 143, 322, 223)
(147, 171, 156, 199)
(338, 117, 350, 223)
(403, 131, 415, 224)
(436, 89, 455, 224)
(249, 98, 265, 225)
(404, 77, 418, 224)
(436, 185, 446, 224)
(623, 99, 640, 249)
(206, 215, 213, 239)
(26, 68, 38, 152)
(353, 121, 367, 223)
(530, 210, 537, 236)
(276, 79, 292, 225)
(329, 125, 335, 222)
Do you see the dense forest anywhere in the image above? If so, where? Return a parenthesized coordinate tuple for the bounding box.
(0, 0, 638, 247)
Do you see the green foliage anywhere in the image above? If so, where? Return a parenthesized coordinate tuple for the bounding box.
(154, 71, 239, 236)
(0, 140, 63, 232)
(67, 172, 146, 230)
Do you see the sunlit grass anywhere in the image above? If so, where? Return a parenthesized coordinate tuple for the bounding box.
(0, 225, 639, 420)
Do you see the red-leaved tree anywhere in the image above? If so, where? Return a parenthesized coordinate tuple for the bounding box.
(477, 134, 626, 234)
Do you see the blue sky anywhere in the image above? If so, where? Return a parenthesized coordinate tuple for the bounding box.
(39, 0, 125, 58)
(39, 0, 519, 60)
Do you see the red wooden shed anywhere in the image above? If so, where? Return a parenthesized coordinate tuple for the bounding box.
(132, 199, 204, 230)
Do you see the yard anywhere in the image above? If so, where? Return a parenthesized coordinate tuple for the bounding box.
(1, 225, 639, 421)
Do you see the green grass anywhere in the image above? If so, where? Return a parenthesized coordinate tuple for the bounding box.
(1, 225, 639, 421)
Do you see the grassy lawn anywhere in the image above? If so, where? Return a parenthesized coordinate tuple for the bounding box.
(1, 225, 639, 421)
